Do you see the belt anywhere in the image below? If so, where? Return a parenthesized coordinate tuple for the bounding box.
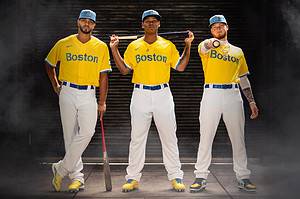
(204, 84, 238, 89)
(62, 81, 94, 90)
(135, 83, 168, 90)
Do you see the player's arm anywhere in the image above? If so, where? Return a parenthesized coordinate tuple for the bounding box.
(200, 39, 213, 55)
(199, 38, 225, 55)
(109, 35, 130, 75)
(45, 62, 61, 95)
(176, 31, 194, 72)
(98, 72, 108, 120)
(239, 75, 259, 119)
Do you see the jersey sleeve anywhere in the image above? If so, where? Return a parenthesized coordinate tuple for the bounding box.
(124, 43, 134, 70)
(198, 42, 202, 56)
(45, 41, 61, 67)
(100, 44, 112, 73)
(170, 42, 180, 70)
(238, 50, 250, 76)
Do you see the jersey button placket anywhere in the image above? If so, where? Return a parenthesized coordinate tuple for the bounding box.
(78, 47, 86, 84)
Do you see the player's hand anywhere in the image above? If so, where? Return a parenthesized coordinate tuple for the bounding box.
(109, 34, 119, 49)
(203, 38, 215, 50)
(249, 102, 259, 119)
(54, 84, 61, 96)
(98, 103, 106, 121)
(184, 30, 194, 46)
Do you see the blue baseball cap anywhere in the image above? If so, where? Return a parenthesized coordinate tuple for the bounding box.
(78, 9, 96, 22)
(209, 15, 227, 27)
(142, 9, 161, 21)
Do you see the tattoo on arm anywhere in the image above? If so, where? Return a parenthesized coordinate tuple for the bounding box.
(242, 87, 255, 103)
(204, 42, 210, 50)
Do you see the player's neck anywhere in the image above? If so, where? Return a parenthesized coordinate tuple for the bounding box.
(77, 33, 92, 44)
(217, 35, 228, 42)
(143, 33, 158, 44)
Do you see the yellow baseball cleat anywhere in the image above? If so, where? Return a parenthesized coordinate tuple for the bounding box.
(68, 180, 85, 192)
(122, 179, 139, 192)
(51, 163, 63, 192)
(171, 178, 185, 192)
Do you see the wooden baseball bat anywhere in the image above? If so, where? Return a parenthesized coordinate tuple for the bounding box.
(118, 30, 189, 40)
(100, 119, 112, 191)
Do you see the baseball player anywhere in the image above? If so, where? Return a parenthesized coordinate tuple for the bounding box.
(189, 15, 259, 192)
(109, 9, 194, 192)
(45, 9, 111, 192)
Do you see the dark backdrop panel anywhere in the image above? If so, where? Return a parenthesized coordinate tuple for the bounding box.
(6, 0, 267, 161)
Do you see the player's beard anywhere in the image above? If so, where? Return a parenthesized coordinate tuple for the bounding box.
(79, 25, 92, 34)
(214, 31, 227, 40)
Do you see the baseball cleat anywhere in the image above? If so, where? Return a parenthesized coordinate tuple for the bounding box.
(171, 178, 185, 192)
(238, 179, 256, 192)
(190, 178, 207, 192)
(122, 179, 139, 192)
(68, 180, 85, 192)
(51, 163, 63, 192)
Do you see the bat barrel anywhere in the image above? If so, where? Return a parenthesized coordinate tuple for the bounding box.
(114, 30, 189, 40)
(158, 30, 189, 36)
(118, 35, 138, 40)
(212, 39, 221, 48)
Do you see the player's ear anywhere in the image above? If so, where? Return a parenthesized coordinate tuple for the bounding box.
(141, 22, 144, 29)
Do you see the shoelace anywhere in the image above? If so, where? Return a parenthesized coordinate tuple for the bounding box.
(175, 178, 183, 183)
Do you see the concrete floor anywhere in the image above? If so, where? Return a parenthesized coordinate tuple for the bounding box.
(2, 158, 290, 199)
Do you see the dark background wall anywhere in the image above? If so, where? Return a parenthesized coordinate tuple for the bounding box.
(0, 0, 299, 169)
(1, 0, 300, 197)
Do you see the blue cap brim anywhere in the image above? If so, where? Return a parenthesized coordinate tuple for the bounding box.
(142, 15, 161, 21)
(209, 22, 227, 28)
(78, 17, 96, 23)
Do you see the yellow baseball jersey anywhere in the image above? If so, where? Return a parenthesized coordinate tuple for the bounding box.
(124, 36, 180, 85)
(198, 41, 249, 84)
(45, 34, 111, 86)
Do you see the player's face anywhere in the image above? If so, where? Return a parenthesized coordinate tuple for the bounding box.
(77, 18, 96, 34)
(210, 23, 228, 40)
(142, 17, 160, 34)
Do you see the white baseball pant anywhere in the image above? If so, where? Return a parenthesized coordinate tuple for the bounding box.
(194, 85, 251, 180)
(125, 84, 184, 181)
(55, 84, 97, 184)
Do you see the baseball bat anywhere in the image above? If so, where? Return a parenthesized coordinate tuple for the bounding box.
(100, 119, 112, 191)
(118, 30, 189, 40)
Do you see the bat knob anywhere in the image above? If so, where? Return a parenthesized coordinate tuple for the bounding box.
(212, 39, 221, 48)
